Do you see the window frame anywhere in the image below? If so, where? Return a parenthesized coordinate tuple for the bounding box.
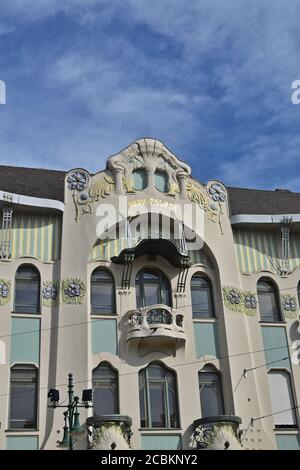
(191, 274, 215, 319)
(257, 278, 282, 323)
(198, 365, 225, 418)
(267, 368, 297, 429)
(136, 268, 172, 308)
(91, 268, 116, 315)
(139, 362, 180, 429)
(9, 364, 38, 430)
(14, 264, 41, 314)
(154, 170, 169, 193)
(92, 361, 119, 416)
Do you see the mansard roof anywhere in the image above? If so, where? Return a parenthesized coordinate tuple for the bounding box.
(0, 163, 299, 216)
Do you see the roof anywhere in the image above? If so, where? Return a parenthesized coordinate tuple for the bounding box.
(0, 165, 66, 202)
(0, 164, 300, 216)
(227, 187, 300, 216)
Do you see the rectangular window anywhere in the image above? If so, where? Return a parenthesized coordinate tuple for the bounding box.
(268, 370, 297, 428)
(9, 366, 38, 429)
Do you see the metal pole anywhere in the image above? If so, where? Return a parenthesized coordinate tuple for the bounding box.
(68, 373, 74, 450)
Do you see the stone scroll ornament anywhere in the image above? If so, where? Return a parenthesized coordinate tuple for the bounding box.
(223, 287, 257, 316)
(281, 294, 298, 319)
(0, 280, 10, 306)
(61, 279, 86, 305)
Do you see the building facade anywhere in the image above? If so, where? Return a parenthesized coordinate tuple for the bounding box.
(0, 138, 299, 450)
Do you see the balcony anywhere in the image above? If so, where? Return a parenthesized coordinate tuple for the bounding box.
(191, 415, 243, 450)
(125, 305, 186, 352)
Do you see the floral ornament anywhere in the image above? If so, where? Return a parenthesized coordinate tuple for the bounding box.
(43, 284, 58, 300)
(61, 278, 86, 305)
(67, 170, 89, 191)
(227, 289, 241, 305)
(42, 282, 59, 306)
(0, 280, 10, 306)
(244, 295, 257, 309)
(281, 295, 298, 319)
(0, 282, 9, 298)
(208, 183, 226, 203)
(127, 312, 141, 327)
(190, 426, 210, 449)
(223, 287, 257, 316)
(64, 283, 81, 297)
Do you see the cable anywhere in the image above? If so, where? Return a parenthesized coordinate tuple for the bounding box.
(0, 343, 297, 400)
(1, 279, 300, 341)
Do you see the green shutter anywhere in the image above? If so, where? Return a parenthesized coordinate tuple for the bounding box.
(10, 318, 40, 365)
(91, 319, 117, 355)
(194, 322, 219, 358)
(6, 436, 39, 450)
(276, 434, 300, 450)
(261, 326, 290, 370)
(141, 434, 182, 450)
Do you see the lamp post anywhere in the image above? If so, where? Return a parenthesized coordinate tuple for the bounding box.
(48, 373, 93, 450)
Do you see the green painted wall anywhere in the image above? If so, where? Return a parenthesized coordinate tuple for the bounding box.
(194, 322, 219, 358)
(91, 319, 117, 355)
(10, 318, 40, 365)
(6, 436, 39, 450)
(141, 434, 182, 450)
(276, 434, 300, 450)
(261, 326, 290, 370)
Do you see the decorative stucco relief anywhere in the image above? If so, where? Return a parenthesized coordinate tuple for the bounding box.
(0, 280, 10, 306)
(281, 294, 298, 319)
(61, 279, 86, 305)
(223, 287, 257, 316)
(42, 282, 59, 307)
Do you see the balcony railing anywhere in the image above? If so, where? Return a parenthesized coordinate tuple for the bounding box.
(126, 304, 186, 343)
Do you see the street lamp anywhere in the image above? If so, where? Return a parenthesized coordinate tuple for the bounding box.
(48, 373, 93, 450)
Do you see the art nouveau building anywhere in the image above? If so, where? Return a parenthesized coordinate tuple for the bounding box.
(0, 138, 299, 450)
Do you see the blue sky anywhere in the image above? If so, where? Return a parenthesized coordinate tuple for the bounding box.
(1, 0, 300, 190)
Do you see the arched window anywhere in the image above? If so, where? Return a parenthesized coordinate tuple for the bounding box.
(92, 362, 119, 415)
(257, 278, 281, 322)
(198, 365, 224, 418)
(155, 170, 168, 192)
(15, 265, 40, 313)
(91, 269, 115, 314)
(268, 370, 297, 428)
(139, 362, 179, 428)
(133, 169, 147, 191)
(9, 365, 38, 429)
(191, 274, 214, 318)
(136, 269, 171, 308)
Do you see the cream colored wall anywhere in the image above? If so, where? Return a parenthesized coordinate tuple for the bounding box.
(0, 146, 299, 450)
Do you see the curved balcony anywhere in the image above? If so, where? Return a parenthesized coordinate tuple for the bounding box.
(191, 415, 243, 450)
(126, 305, 186, 345)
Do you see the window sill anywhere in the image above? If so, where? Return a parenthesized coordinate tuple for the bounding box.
(11, 312, 41, 316)
(274, 427, 298, 432)
(5, 429, 39, 433)
(139, 428, 182, 432)
(90, 313, 118, 318)
(259, 321, 287, 326)
(193, 318, 218, 323)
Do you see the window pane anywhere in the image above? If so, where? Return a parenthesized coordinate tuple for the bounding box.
(149, 382, 166, 427)
(167, 374, 179, 428)
(144, 282, 160, 306)
(199, 371, 224, 417)
(155, 171, 168, 192)
(92, 363, 118, 415)
(268, 371, 296, 427)
(139, 373, 147, 427)
(10, 368, 37, 429)
(191, 276, 214, 319)
(133, 170, 146, 191)
(91, 270, 114, 314)
(15, 267, 40, 313)
(258, 281, 281, 322)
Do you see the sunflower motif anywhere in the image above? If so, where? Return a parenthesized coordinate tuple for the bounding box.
(67, 170, 89, 191)
(208, 183, 226, 202)
(244, 295, 257, 309)
(0, 282, 9, 298)
(227, 289, 241, 305)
